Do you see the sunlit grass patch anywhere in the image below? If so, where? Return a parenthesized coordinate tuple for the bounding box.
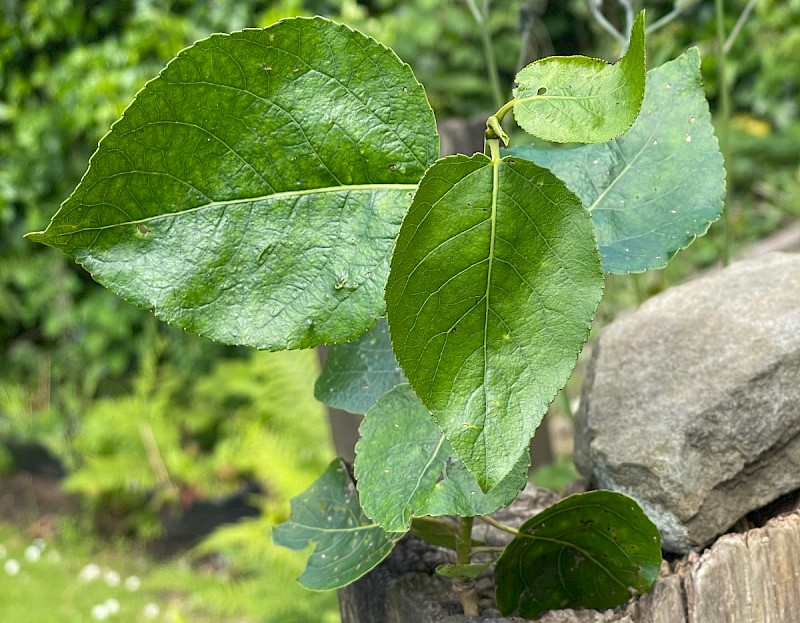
(0, 522, 338, 623)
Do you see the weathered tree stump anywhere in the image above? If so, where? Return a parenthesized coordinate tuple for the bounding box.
(338, 485, 800, 623)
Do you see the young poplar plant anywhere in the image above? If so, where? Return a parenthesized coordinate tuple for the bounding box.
(29, 12, 725, 619)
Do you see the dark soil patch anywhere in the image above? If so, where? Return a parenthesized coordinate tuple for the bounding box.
(0, 471, 78, 536)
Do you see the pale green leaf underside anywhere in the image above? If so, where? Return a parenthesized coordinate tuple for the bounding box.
(512, 11, 645, 144)
(495, 491, 662, 619)
(314, 318, 406, 414)
(272, 458, 401, 591)
(354, 384, 529, 532)
(27, 17, 437, 350)
(385, 154, 603, 491)
(507, 48, 724, 273)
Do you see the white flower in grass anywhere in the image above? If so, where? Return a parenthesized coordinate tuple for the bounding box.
(79, 563, 102, 582)
(104, 598, 120, 615)
(91, 604, 109, 620)
(103, 569, 121, 587)
(24, 545, 41, 562)
(143, 603, 160, 619)
(4, 559, 20, 576)
(124, 575, 141, 591)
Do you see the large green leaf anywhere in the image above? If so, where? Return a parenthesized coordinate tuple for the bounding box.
(354, 384, 528, 532)
(511, 11, 645, 144)
(495, 491, 662, 619)
(27, 18, 438, 350)
(385, 153, 603, 491)
(314, 318, 406, 414)
(272, 458, 402, 591)
(508, 48, 724, 273)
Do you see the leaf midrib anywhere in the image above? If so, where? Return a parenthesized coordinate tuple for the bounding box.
(40, 183, 417, 236)
(480, 150, 500, 467)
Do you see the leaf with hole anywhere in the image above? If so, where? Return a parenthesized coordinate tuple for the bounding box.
(494, 490, 662, 619)
(354, 384, 529, 531)
(385, 154, 603, 491)
(315, 318, 406, 414)
(507, 48, 724, 273)
(272, 458, 402, 591)
(512, 11, 645, 144)
(27, 17, 437, 350)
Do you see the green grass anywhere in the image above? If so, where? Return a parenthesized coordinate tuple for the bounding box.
(0, 520, 339, 623)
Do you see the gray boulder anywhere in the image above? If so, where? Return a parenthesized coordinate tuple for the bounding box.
(575, 252, 800, 553)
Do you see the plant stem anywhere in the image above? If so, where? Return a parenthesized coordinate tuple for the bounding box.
(454, 515, 479, 616)
(477, 514, 520, 536)
(647, 0, 698, 34)
(586, 0, 626, 47)
(457, 516, 475, 565)
(715, 0, 732, 266)
(465, 0, 505, 108)
(560, 389, 574, 422)
(724, 0, 758, 54)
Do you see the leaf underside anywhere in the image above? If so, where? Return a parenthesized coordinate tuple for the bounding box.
(494, 490, 662, 619)
(354, 384, 529, 532)
(272, 458, 401, 591)
(508, 48, 724, 274)
(28, 18, 437, 350)
(512, 11, 646, 144)
(385, 154, 603, 491)
(314, 317, 407, 414)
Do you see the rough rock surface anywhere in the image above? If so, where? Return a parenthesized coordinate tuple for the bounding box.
(574, 252, 800, 553)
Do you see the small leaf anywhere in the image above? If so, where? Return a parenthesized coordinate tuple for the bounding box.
(314, 318, 407, 414)
(27, 18, 437, 350)
(436, 563, 491, 579)
(273, 458, 402, 591)
(494, 491, 662, 619)
(354, 384, 529, 531)
(385, 154, 603, 491)
(512, 11, 645, 143)
(507, 48, 724, 273)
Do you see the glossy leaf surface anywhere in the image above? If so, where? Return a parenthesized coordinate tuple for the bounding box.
(512, 11, 645, 143)
(314, 318, 406, 414)
(495, 491, 662, 619)
(28, 18, 437, 350)
(272, 458, 402, 591)
(354, 384, 528, 531)
(385, 154, 603, 490)
(508, 48, 724, 273)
